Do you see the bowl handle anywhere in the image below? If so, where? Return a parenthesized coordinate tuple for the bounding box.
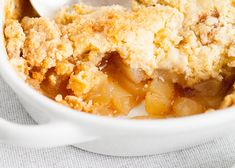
(0, 118, 96, 147)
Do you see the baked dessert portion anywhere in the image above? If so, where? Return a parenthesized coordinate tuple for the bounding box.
(3, 0, 235, 118)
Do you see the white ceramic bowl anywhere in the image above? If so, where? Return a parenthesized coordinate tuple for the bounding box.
(0, 0, 235, 156)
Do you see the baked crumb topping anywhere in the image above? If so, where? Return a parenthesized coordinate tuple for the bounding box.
(3, 0, 235, 118)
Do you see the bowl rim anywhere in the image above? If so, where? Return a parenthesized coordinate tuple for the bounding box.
(0, 0, 235, 134)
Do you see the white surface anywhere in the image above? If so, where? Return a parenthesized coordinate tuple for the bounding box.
(0, 77, 235, 167)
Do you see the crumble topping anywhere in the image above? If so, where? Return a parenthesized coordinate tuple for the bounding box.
(3, 0, 235, 117)
(68, 62, 107, 96)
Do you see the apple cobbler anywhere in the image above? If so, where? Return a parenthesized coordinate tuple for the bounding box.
(3, 0, 235, 118)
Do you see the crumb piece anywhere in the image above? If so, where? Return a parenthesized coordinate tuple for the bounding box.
(68, 63, 107, 96)
(9, 57, 28, 80)
(55, 61, 74, 76)
(56, 95, 93, 112)
(4, 19, 25, 59)
(21, 17, 73, 68)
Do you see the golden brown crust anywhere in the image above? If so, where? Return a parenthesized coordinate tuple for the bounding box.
(3, 0, 235, 116)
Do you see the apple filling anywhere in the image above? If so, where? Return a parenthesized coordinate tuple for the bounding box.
(37, 53, 235, 118)
(3, 0, 235, 118)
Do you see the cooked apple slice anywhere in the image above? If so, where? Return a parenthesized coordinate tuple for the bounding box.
(193, 79, 222, 97)
(173, 97, 205, 117)
(113, 54, 147, 83)
(87, 79, 137, 116)
(109, 81, 136, 115)
(145, 79, 174, 116)
(117, 75, 146, 100)
(87, 79, 112, 106)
